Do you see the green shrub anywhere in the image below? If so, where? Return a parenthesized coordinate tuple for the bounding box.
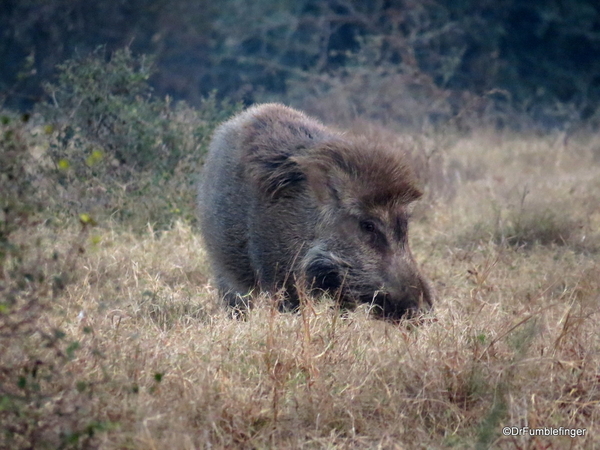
(37, 47, 240, 229)
(0, 114, 110, 449)
(499, 206, 576, 248)
(1, 113, 38, 257)
(458, 200, 594, 252)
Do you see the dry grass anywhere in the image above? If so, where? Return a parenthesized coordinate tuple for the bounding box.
(3, 129, 600, 449)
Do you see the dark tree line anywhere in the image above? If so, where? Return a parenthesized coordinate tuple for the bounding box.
(1, 0, 600, 127)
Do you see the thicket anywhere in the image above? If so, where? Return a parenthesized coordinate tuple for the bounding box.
(2, 0, 600, 129)
(0, 112, 104, 448)
(37, 47, 239, 229)
(0, 48, 238, 448)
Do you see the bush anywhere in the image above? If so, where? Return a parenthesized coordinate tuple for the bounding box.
(0, 114, 110, 449)
(37, 47, 240, 229)
(499, 205, 579, 248)
(1, 113, 39, 255)
(459, 199, 595, 252)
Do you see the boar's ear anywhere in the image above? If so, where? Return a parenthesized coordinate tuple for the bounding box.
(245, 151, 307, 199)
(291, 152, 345, 205)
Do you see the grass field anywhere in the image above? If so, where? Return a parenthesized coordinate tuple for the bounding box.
(2, 127, 599, 449)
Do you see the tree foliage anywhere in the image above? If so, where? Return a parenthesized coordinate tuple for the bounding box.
(1, 0, 600, 127)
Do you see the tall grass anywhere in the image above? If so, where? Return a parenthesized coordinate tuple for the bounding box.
(2, 47, 599, 449)
(2, 118, 599, 447)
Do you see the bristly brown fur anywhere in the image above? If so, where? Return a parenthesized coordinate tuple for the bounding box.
(296, 136, 422, 210)
(240, 104, 332, 198)
(240, 103, 422, 205)
(199, 103, 433, 319)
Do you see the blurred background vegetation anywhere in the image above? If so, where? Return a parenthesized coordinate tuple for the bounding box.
(2, 0, 600, 130)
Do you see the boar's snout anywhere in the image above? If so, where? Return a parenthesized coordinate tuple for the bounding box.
(371, 273, 433, 320)
(302, 245, 433, 321)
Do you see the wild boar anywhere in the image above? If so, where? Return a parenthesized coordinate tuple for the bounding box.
(198, 103, 433, 320)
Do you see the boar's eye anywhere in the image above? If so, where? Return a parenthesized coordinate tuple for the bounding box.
(359, 219, 388, 249)
(360, 220, 377, 234)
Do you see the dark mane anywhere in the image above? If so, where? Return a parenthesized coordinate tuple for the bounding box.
(307, 136, 422, 208)
(240, 104, 421, 206)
